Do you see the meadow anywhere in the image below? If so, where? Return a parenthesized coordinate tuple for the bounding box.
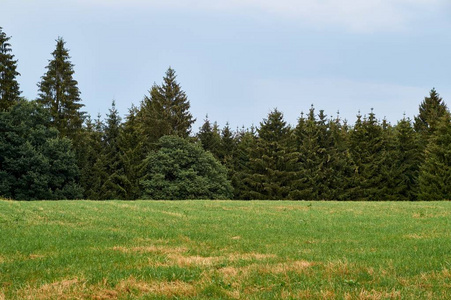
(0, 200, 450, 299)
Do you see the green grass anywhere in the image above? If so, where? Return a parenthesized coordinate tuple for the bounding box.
(0, 200, 450, 299)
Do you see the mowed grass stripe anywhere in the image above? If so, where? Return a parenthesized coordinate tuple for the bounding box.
(0, 200, 450, 299)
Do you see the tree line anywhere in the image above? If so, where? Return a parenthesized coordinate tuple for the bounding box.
(1, 28, 450, 200)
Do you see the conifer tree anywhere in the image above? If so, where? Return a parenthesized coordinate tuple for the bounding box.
(97, 101, 127, 199)
(37, 37, 85, 139)
(418, 114, 451, 200)
(117, 105, 145, 200)
(414, 88, 450, 138)
(78, 115, 104, 199)
(137, 67, 195, 150)
(0, 27, 21, 111)
(230, 126, 257, 199)
(349, 109, 389, 200)
(389, 117, 421, 200)
(197, 115, 221, 158)
(240, 109, 296, 199)
(219, 122, 237, 166)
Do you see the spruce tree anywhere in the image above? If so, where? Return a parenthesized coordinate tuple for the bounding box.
(117, 105, 146, 200)
(37, 37, 85, 139)
(78, 115, 104, 199)
(389, 117, 421, 200)
(137, 67, 195, 150)
(349, 109, 389, 200)
(230, 126, 257, 199)
(0, 27, 21, 111)
(197, 115, 221, 158)
(241, 109, 296, 199)
(418, 114, 451, 200)
(414, 88, 450, 138)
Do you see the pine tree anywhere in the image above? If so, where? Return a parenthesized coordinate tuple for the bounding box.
(197, 115, 221, 158)
(219, 122, 237, 166)
(230, 126, 257, 199)
(349, 109, 389, 200)
(240, 109, 297, 199)
(37, 37, 85, 139)
(0, 27, 21, 111)
(389, 117, 421, 200)
(137, 67, 195, 150)
(117, 105, 145, 200)
(418, 114, 451, 200)
(78, 115, 104, 199)
(414, 88, 450, 138)
(98, 101, 127, 199)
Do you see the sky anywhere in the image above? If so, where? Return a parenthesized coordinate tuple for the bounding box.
(2, 0, 451, 131)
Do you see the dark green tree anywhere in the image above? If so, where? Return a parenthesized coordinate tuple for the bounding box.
(230, 126, 257, 199)
(116, 105, 146, 200)
(197, 115, 221, 158)
(0, 100, 83, 200)
(414, 88, 450, 138)
(137, 67, 195, 150)
(0, 27, 21, 111)
(141, 135, 233, 200)
(349, 109, 389, 200)
(418, 114, 451, 200)
(388, 117, 421, 200)
(96, 101, 127, 199)
(239, 109, 296, 200)
(37, 37, 85, 139)
(78, 115, 104, 199)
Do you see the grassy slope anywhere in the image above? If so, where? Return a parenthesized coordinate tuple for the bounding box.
(0, 200, 450, 299)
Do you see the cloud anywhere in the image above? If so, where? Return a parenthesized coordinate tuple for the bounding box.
(84, 0, 447, 32)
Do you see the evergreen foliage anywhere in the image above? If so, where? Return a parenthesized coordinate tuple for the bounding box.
(137, 67, 195, 150)
(197, 115, 221, 158)
(418, 114, 451, 200)
(117, 105, 145, 200)
(238, 109, 296, 200)
(0, 100, 83, 200)
(349, 110, 390, 200)
(141, 136, 233, 200)
(37, 37, 85, 139)
(414, 88, 450, 137)
(0, 27, 21, 111)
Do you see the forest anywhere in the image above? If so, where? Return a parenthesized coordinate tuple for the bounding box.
(1, 28, 450, 201)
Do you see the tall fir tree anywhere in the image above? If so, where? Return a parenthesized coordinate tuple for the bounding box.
(78, 115, 104, 199)
(0, 27, 21, 111)
(389, 117, 421, 200)
(197, 115, 221, 158)
(230, 126, 257, 199)
(349, 109, 389, 200)
(37, 37, 85, 139)
(240, 109, 297, 199)
(414, 88, 450, 138)
(137, 67, 195, 150)
(418, 114, 451, 200)
(117, 105, 145, 200)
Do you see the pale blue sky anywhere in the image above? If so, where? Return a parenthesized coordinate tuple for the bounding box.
(2, 0, 451, 130)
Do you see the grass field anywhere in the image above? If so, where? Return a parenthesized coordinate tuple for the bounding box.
(0, 200, 450, 299)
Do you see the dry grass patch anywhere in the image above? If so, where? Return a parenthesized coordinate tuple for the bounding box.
(344, 288, 401, 300)
(166, 253, 223, 267)
(271, 260, 315, 274)
(228, 252, 277, 261)
(112, 245, 187, 255)
(18, 279, 82, 300)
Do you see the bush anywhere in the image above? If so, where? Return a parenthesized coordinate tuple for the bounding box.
(141, 136, 233, 200)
